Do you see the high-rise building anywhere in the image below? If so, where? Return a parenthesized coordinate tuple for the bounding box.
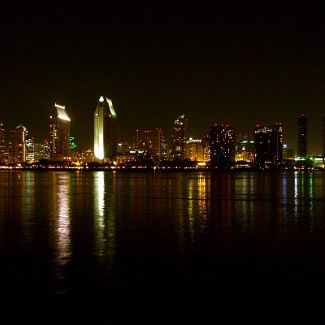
(171, 114, 187, 159)
(0, 121, 6, 163)
(186, 138, 204, 162)
(202, 136, 210, 163)
(9, 124, 27, 163)
(26, 137, 35, 162)
(209, 123, 235, 168)
(94, 96, 117, 160)
(254, 123, 283, 167)
(136, 128, 163, 159)
(298, 113, 307, 157)
(235, 133, 255, 162)
(34, 141, 50, 161)
(49, 103, 71, 160)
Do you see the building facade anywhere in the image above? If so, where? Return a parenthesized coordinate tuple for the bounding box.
(0, 121, 6, 163)
(136, 128, 163, 160)
(171, 114, 187, 159)
(209, 124, 235, 168)
(9, 124, 27, 163)
(235, 133, 255, 162)
(186, 138, 204, 162)
(254, 123, 283, 167)
(49, 103, 71, 160)
(298, 113, 307, 157)
(94, 96, 117, 160)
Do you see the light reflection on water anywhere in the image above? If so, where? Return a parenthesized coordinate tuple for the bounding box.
(54, 173, 71, 284)
(1, 171, 325, 322)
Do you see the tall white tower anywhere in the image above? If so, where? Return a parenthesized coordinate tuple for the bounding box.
(94, 96, 117, 160)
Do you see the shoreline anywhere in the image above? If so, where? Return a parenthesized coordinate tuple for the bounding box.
(0, 167, 320, 172)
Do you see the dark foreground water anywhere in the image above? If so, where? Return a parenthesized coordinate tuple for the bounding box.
(1, 171, 325, 323)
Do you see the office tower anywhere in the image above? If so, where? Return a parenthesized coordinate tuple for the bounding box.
(26, 137, 35, 162)
(136, 128, 163, 159)
(202, 136, 210, 163)
(254, 123, 283, 167)
(94, 96, 117, 160)
(0, 121, 6, 163)
(298, 113, 307, 157)
(49, 103, 71, 160)
(209, 123, 235, 168)
(185, 138, 204, 161)
(235, 133, 255, 162)
(9, 124, 27, 163)
(34, 142, 50, 161)
(171, 114, 187, 159)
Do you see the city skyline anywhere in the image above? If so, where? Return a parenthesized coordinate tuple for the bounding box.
(2, 2, 325, 153)
(0, 99, 323, 156)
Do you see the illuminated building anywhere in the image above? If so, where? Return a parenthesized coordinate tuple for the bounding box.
(209, 123, 235, 168)
(34, 142, 50, 161)
(298, 113, 307, 157)
(171, 114, 187, 159)
(202, 136, 210, 162)
(26, 137, 35, 162)
(0, 121, 6, 163)
(117, 142, 131, 155)
(235, 133, 255, 162)
(94, 96, 117, 160)
(254, 123, 283, 167)
(9, 124, 27, 163)
(50, 103, 71, 160)
(136, 128, 163, 159)
(186, 138, 204, 161)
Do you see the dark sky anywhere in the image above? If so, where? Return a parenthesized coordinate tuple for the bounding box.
(1, 1, 325, 153)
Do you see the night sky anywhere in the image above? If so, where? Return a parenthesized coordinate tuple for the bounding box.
(2, 1, 325, 153)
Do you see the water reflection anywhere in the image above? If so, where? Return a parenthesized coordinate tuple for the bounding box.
(54, 173, 71, 280)
(94, 171, 116, 265)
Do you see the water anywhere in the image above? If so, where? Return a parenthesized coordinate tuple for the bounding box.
(0, 171, 325, 323)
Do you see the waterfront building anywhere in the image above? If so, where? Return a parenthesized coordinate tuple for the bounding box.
(298, 113, 307, 157)
(94, 96, 117, 161)
(186, 138, 204, 161)
(9, 124, 27, 163)
(26, 137, 35, 162)
(34, 141, 51, 161)
(254, 123, 283, 167)
(171, 114, 187, 159)
(0, 121, 6, 163)
(209, 123, 235, 168)
(235, 133, 255, 162)
(49, 103, 71, 160)
(135, 128, 163, 160)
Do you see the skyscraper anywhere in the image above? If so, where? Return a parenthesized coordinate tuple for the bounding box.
(135, 128, 163, 160)
(49, 103, 71, 160)
(171, 114, 187, 159)
(254, 123, 283, 167)
(9, 124, 27, 163)
(209, 123, 235, 168)
(0, 121, 6, 163)
(94, 96, 117, 160)
(298, 113, 307, 157)
(186, 138, 208, 162)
